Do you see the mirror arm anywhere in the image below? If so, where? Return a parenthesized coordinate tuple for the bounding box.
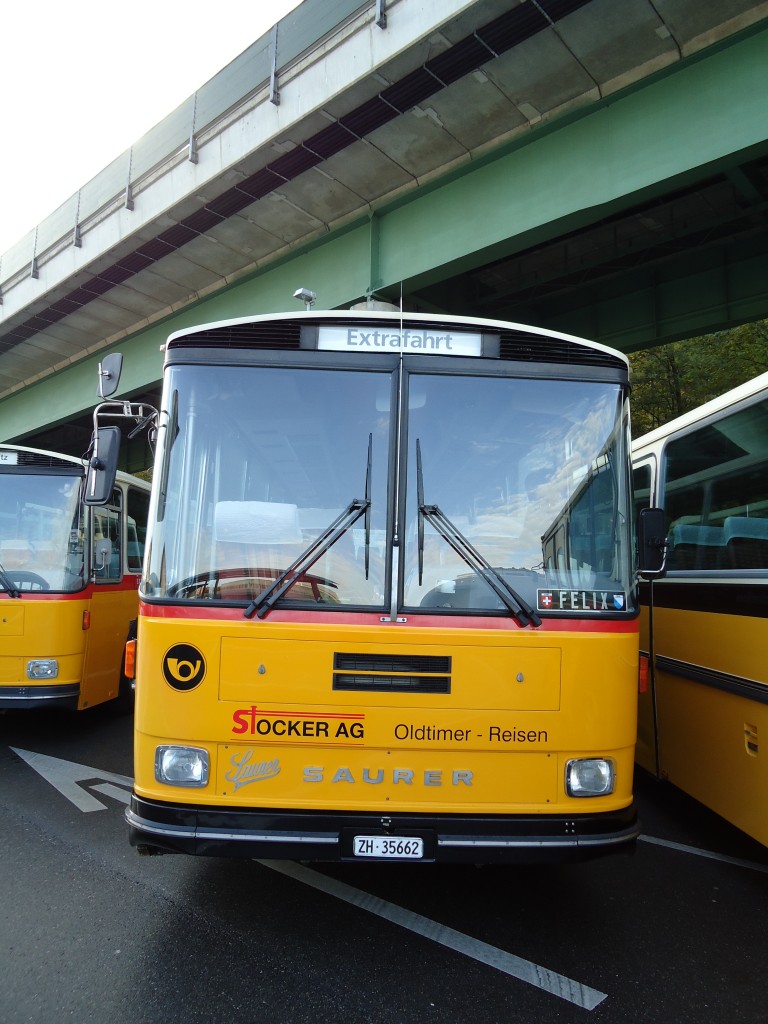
(637, 538, 668, 581)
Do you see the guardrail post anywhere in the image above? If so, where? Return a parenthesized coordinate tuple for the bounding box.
(125, 149, 135, 211)
(188, 94, 199, 164)
(73, 191, 82, 248)
(269, 24, 280, 106)
(30, 229, 39, 279)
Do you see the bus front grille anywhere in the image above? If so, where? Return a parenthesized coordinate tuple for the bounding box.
(333, 653, 451, 694)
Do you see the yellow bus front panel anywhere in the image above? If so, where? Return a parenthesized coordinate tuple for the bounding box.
(130, 614, 639, 861)
(0, 585, 138, 711)
(0, 598, 87, 708)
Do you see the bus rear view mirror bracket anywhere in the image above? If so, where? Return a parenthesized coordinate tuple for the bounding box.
(85, 352, 159, 506)
(637, 507, 667, 579)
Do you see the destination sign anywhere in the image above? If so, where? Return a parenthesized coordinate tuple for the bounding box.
(317, 326, 484, 356)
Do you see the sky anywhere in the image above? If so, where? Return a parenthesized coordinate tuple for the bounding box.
(0, 0, 303, 256)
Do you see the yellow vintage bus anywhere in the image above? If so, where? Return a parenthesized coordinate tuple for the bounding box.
(633, 369, 768, 847)
(0, 443, 150, 712)
(90, 308, 661, 863)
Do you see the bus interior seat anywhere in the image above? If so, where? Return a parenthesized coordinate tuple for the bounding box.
(667, 523, 724, 570)
(723, 516, 768, 569)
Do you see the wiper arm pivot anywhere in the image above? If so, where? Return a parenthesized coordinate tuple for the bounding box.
(0, 561, 21, 599)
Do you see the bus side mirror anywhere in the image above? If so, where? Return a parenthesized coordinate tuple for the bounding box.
(93, 536, 113, 572)
(84, 426, 121, 506)
(638, 507, 667, 579)
(98, 353, 123, 399)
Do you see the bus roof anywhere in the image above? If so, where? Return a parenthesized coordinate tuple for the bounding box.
(165, 309, 629, 368)
(0, 442, 149, 488)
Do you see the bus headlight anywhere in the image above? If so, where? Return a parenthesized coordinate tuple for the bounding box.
(566, 758, 615, 797)
(155, 745, 209, 787)
(26, 659, 59, 679)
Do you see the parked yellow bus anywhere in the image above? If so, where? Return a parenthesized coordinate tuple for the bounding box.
(0, 443, 150, 712)
(89, 309, 661, 863)
(633, 369, 768, 847)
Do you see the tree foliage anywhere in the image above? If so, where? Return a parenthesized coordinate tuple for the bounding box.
(628, 318, 768, 438)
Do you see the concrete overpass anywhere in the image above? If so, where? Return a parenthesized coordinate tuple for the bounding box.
(1, 0, 767, 467)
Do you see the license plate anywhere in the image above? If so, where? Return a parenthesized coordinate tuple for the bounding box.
(353, 835, 424, 859)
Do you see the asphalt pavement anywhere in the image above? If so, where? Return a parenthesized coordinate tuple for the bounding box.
(1, 706, 766, 1024)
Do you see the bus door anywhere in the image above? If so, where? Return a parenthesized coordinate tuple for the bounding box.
(79, 490, 134, 708)
(632, 457, 659, 774)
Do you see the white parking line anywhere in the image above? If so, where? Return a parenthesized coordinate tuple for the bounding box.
(90, 782, 132, 805)
(261, 859, 608, 1010)
(639, 834, 768, 873)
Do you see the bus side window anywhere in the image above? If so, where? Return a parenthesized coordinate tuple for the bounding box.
(93, 490, 122, 581)
(126, 486, 151, 572)
(632, 464, 652, 523)
(663, 396, 768, 571)
(663, 480, 722, 571)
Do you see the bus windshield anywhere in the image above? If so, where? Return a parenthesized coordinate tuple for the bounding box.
(405, 373, 632, 614)
(0, 471, 84, 592)
(144, 361, 634, 615)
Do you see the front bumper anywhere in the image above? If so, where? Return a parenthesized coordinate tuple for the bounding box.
(0, 684, 79, 710)
(127, 794, 639, 864)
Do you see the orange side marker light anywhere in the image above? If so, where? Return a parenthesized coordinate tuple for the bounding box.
(638, 653, 649, 694)
(124, 639, 137, 680)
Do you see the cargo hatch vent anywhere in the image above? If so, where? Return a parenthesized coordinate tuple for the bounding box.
(333, 653, 451, 694)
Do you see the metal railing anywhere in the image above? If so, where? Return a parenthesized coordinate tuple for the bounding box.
(0, 0, 383, 295)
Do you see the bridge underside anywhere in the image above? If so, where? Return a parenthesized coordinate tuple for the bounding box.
(1, 0, 767, 467)
(410, 159, 768, 349)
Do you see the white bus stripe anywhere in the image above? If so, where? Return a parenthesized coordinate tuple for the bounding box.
(260, 859, 608, 1010)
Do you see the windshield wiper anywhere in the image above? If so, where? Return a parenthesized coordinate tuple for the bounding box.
(245, 434, 373, 619)
(363, 432, 372, 579)
(416, 440, 541, 628)
(0, 560, 21, 599)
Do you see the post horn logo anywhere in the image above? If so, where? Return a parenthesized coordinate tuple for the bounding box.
(162, 643, 206, 690)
